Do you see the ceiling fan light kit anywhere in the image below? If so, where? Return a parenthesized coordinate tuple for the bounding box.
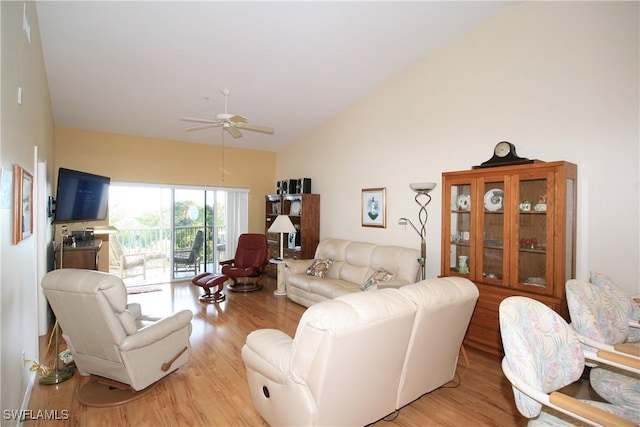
(180, 89, 274, 139)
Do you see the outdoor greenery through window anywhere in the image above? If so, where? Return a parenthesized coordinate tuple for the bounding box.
(108, 184, 248, 285)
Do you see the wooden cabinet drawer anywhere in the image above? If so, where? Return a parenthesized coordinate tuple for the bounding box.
(465, 323, 502, 357)
(470, 305, 498, 331)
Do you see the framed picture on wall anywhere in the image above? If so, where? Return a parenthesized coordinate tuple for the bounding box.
(13, 164, 33, 244)
(361, 187, 386, 228)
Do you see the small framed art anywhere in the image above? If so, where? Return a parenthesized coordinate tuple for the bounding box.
(361, 187, 386, 228)
(13, 164, 33, 244)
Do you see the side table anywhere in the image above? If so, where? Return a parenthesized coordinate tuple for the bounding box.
(269, 259, 287, 296)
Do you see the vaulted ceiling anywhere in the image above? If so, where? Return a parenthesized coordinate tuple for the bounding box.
(37, 1, 515, 151)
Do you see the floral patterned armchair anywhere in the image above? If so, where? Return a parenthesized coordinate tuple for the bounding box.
(566, 276, 640, 359)
(589, 271, 640, 342)
(566, 278, 640, 409)
(499, 296, 639, 426)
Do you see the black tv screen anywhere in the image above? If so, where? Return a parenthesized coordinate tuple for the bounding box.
(54, 168, 110, 223)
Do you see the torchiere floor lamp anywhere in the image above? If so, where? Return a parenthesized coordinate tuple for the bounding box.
(399, 182, 436, 280)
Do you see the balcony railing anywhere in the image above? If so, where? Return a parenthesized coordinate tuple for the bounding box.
(116, 226, 225, 255)
(117, 228, 171, 255)
(113, 226, 227, 283)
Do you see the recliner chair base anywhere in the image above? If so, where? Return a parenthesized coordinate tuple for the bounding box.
(227, 278, 263, 292)
(77, 376, 158, 407)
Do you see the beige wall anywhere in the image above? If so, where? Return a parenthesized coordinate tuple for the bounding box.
(54, 127, 276, 254)
(1, 1, 56, 422)
(276, 2, 640, 296)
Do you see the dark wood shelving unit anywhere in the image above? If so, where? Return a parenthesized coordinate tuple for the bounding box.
(265, 193, 319, 277)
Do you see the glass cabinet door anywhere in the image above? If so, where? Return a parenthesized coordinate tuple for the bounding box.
(513, 173, 554, 294)
(479, 179, 507, 285)
(448, 182, 474, 278)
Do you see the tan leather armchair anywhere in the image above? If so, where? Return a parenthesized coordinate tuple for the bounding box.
(42, 269, 193, 404)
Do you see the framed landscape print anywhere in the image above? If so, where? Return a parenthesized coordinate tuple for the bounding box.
(361, 187, 386, 228)
(13, 164, 33, 244)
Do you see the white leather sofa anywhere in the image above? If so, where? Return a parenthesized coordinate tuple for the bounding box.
(284, 238, 421, 307)
(242, 277, 479, 426)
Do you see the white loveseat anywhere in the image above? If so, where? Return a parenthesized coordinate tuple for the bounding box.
(284, 238, 421, 307)
(241, 277, 479, 426)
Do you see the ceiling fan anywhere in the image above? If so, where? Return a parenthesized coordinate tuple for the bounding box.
(180, 89, 274, 139)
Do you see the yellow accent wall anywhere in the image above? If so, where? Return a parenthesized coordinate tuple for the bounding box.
(54, 127, 276, 269)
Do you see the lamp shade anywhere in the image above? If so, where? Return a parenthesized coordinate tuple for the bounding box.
(268, 215, 297, 234)
(409, 182, 437, 193)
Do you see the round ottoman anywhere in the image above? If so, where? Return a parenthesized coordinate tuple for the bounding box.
(191, 272, 228, 303)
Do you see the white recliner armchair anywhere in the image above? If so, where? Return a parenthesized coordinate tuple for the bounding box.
(241, 277, 478, 426)
(41, 269, 193, 405)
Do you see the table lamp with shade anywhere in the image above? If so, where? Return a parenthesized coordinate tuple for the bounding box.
(268, 215, 297, 296)
(268, 215, 297, 260)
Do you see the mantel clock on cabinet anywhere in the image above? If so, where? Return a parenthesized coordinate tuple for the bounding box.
(475, 141, 535, 168)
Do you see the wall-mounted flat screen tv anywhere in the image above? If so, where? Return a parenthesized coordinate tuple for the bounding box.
(53, 168, 111, 223)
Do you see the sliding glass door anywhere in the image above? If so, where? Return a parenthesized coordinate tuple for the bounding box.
(109, 184, 247, 285)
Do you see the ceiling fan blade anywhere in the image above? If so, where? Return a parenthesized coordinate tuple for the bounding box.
(180, 117, 217, 124)
(186, 123, 222, 132)
(235, 123, 275, 135)
(225, 126, 243, 139)
(229, 114, 248, 124)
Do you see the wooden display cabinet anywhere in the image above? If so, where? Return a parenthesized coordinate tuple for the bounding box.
(441, 161, 577, 356)
(265, 193, 320, 277)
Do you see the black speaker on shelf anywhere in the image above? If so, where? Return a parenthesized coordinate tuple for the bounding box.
(284, 179, 297, 194)
(296, 178, 311, 194)
(276, 180, 284, 195)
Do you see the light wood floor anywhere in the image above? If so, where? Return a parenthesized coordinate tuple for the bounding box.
(25, 278, 586, 426)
